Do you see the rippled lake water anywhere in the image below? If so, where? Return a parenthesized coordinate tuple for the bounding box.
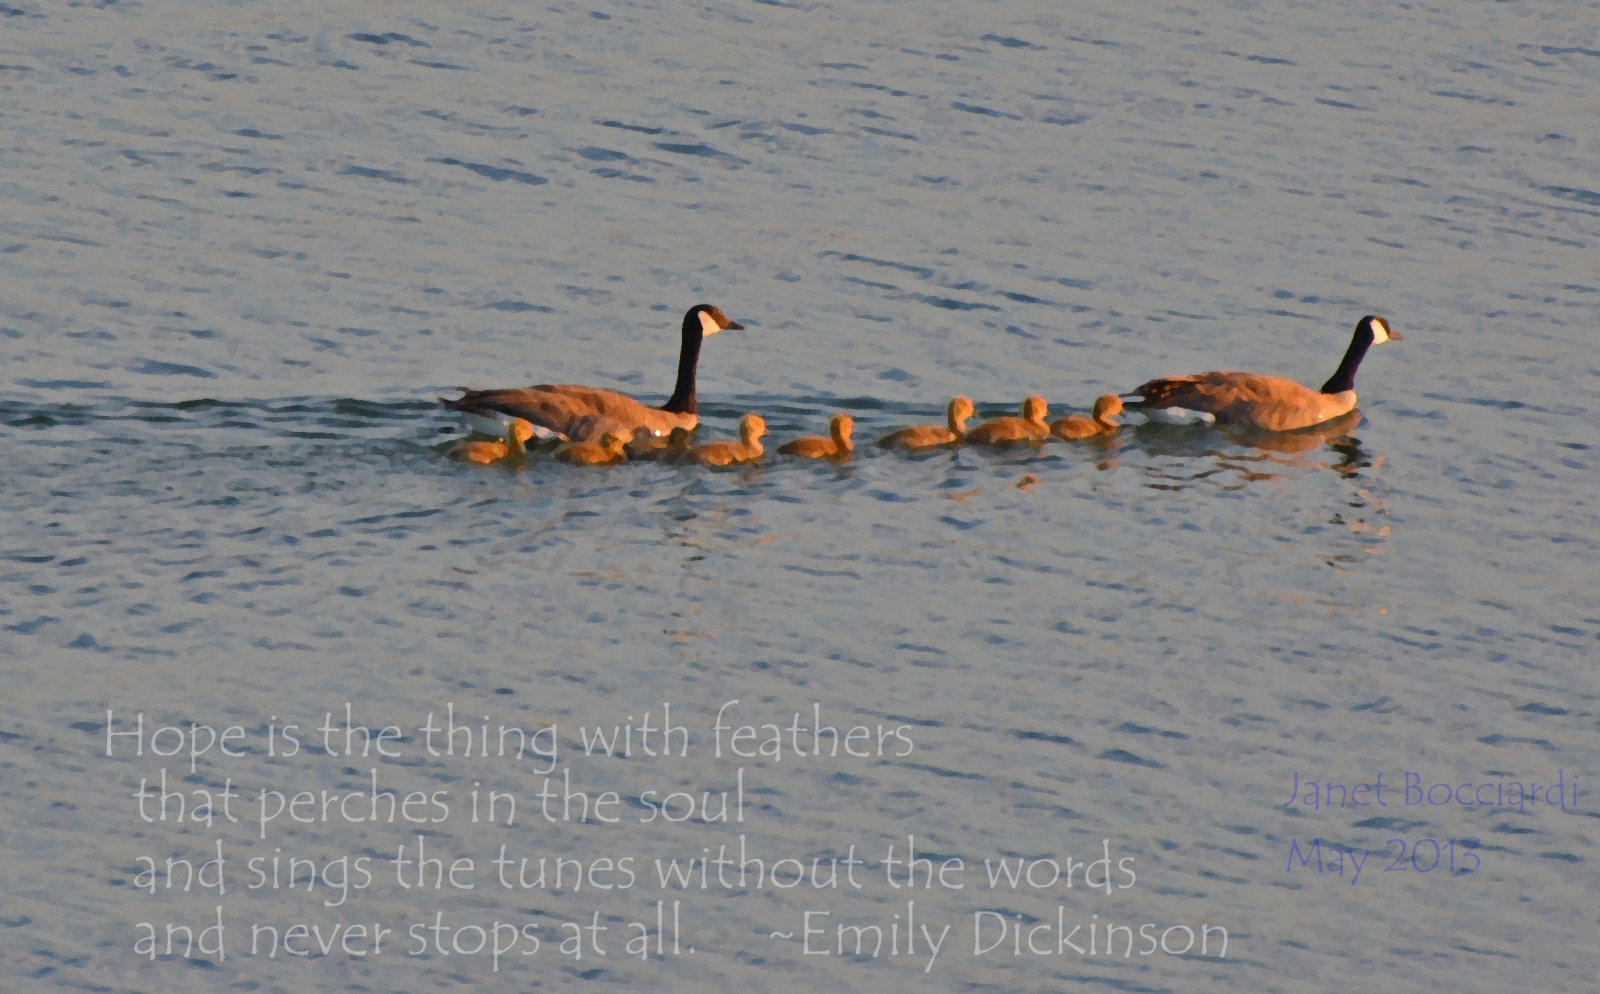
(3, 0, 1598, 991)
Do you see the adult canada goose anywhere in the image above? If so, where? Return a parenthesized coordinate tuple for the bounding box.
(967, 396, 1050, 446)
(450, 418, 534, 465)
(875, 396, 975, 450)
(555, 431, 628, 466)
(1125, 315, 1400, 431)
(1051, 394, 1123, 440)
(690, 413, 766, 467)
(442, 304, 743, 442)
(625, 425, 694, 461)
(778, 413, 854, 459)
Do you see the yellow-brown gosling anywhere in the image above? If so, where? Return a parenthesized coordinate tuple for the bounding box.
(443, 304, 743, 441)
(875, 396, 975, 450)
(690, 413, 766, 467)
(1125, 315, 1400, 431)
(1051, 394, 1124, 440)
(966, 395, 1049, 446)
(555, 431, 628, 466)
(451, 417, 534, 465)
(778, 413, 854, 460)
(625, 426, 694, 461)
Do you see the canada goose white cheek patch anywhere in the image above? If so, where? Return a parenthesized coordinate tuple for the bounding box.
(699, 310, 721, 336)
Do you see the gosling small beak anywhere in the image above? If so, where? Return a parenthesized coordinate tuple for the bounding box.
(723, 320, 744, 331)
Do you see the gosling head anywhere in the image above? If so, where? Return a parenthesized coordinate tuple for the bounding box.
(1091, 394, 1124, 421)
(509, 418, 536, 444)
(949, 396, 975, 425)
(599, 431, 626, 455)
(738, 413, 767, 444)
(666, 426, 693, 450)
(830, 413, 854, 450)
(1022, 395, 1049, 422)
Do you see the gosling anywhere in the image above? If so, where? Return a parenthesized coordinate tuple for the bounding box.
(778, 413, 854, 460)
(556, 431, 628, 466)
(626, 426, 694, 461)
(451, 418, 534, 465)
(690, 413, 766, 467)
(1051, 394, 1124, 440)
(876, 397, 975, 450)
(966, 396, 1049, 446)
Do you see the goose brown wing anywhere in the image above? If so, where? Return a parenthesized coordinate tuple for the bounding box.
(1195, 374, 1339, 430)
(446, 385, 687, 441)
(1189, 372, 1311, 405)
(1128, 372, 1330, 429)
(1127, 374, 1208, 409)
(1130, 372, 1303, 408)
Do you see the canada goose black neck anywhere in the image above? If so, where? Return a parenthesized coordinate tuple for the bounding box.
(662, 306, 707, 415)
(1319, 316, 1390, 395)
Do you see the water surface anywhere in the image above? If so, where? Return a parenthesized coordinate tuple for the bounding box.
(2, 0, 1598, 991)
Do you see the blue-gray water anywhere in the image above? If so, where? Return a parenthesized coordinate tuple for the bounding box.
(3, 0, 1598, 991)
